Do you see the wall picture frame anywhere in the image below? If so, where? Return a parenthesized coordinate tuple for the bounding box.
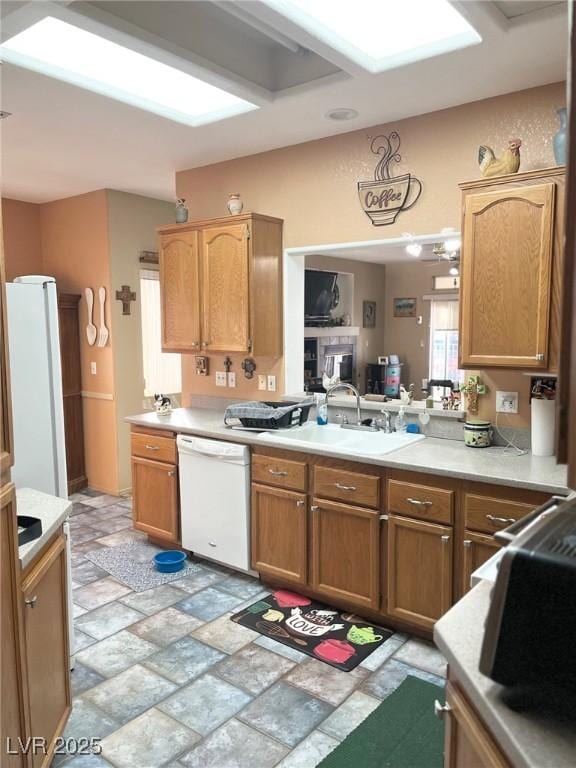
(363, 300, 376, 328)
(393, 297, 417, 318)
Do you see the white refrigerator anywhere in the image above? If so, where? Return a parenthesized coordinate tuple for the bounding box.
(6, 275, 68, 498)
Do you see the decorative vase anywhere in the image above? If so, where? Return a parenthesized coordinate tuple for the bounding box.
(175, 199, 188, 223)
(553, 107, 567, 165)
(227, 193, 243, 216)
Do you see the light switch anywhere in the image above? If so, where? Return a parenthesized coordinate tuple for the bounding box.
(90, 362, 97, 375)
(227, 372, 236, 388)
(215, 371, 227, 387)
(267, 375, 276, 392)
(258, 375, 267, 391)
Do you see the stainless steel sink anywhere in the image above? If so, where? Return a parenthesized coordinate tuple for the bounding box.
(259, 422, 425, 456)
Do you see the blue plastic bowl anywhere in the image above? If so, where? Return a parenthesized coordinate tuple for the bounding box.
(153, 550, 187, 573)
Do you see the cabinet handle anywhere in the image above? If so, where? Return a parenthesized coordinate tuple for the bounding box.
(268, 469, 288, 477)
(192, 341, 199, 348)
(535, 353, 544, 362)
(463, 539, 472, 548)
(25, 595, 38, 609)
(145, 445, 160, 451)
(209, 541, 217, 547)
(201, 341, 207, 348)
(335, 483, 357, 491)
(296, 500, 305, 507)
(434, 700, 451, 720)
(311, 505, 320, 512)
(407, 498, 433, 507)
(486, 514, 516, 526)
(168, 470, 176, 477)
(379, 514, 388, 522)
(441, 535, 450, 543)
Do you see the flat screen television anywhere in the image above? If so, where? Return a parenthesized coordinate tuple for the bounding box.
(305, 270, 337, 323)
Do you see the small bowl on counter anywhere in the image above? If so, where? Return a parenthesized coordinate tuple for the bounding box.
(153, 550, 187, 573)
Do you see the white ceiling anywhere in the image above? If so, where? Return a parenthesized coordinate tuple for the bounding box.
(293, 232, 459, 264)
(0, 0, 568, 204)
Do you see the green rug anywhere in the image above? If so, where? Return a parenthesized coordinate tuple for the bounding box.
(318, 676, 445, 768)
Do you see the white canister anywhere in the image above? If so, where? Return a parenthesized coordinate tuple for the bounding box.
(531, 398, 556, 457)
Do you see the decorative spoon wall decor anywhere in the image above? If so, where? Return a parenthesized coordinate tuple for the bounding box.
(85, 288, 97, 346)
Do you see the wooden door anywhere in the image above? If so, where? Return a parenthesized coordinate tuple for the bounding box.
(443, 682, 510, 768)
(387, 514, 453, 630)
(58, 294, 86, 494)
(251, 483, 307, 585)
(1, 484, 28, 767)
(311, 497, 380, 610)
(132, 457, 179, 543)
(159, 230, 201, 352)
(460, 183, 555, 368)
(22, 534, 71, 768)
(461, 532, 500, 596)
(201, 223, 250, 352)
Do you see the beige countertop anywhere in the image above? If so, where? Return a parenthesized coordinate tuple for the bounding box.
(435, 581, 576, 768)
(126, 408, 568, 495)
(17, 487, 71, 570)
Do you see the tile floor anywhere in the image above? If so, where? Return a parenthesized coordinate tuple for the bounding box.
(55, 490, 447, 768)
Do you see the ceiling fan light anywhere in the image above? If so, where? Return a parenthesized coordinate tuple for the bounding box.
(449, 265, 459, 276)
(405, 243, 422, 257)
(444, 237, 461, 252)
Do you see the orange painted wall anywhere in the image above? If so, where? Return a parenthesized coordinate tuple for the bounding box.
(176, 82, 566, 426)
(39, 190, 119, 494)
(1, 199, 43, 280)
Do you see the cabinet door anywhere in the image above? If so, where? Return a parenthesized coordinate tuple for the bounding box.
(443, 682, 510, 767)
(460, 183, 555, 368)
(461, 531, 500, 596)
(1, 484, 28, 767)
(160, 230, 201, 352)
(201, 224, 250, 352)
(132, 457, 179, 543)
(251, 483, 307, 585)
(22, 534, 71, 768)
(311, 498, 380, 610)
(387, 514, 453, 630)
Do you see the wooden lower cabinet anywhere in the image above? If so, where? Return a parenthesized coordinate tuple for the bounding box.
(132, 456, 179, 543)
(311, 497, 380, 610)
(462, 532, 501, 595)
(443, 681, 510, 767)
(387, 514, 453, 630)
(1, 484, 27, 767)
(21, 533, 71, 768)
(251, 483, 307, 585)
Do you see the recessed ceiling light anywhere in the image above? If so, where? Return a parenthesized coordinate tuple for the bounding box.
(325, 108, 359, 121)
(264, 0, 481, 73)
(0, 16, 258, 126)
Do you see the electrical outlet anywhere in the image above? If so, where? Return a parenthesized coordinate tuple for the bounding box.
(496, 391, 519, 414)
(227, 372, 236, 388)
(267, 375, 276, 392)
(90, 362, 97, 375)
(258, 375, 267, 391)
(215, 371, 227, 387)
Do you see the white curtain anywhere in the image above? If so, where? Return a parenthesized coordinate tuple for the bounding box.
(429, 299, 461, 385)
(430, 299, 459, 331)
(140, 269, 182, 397)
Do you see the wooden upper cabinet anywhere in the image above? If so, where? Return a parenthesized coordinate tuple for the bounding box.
(160, 230, 201, 352)
(459, 169, 565, 370)
(158, 214, 283, 356)
(201, 223, 250, 352)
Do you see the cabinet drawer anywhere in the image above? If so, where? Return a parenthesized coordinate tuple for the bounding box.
(131, 433, 177, 464)
(388, 479, 453, 524)
(464, 493, 536, 534)
(252, 454, 307, 492)
(314, 466, 380, 509)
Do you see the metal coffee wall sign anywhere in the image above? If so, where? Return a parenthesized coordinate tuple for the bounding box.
(358, 132, 422, 226)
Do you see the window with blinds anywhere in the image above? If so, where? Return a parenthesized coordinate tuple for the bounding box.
(140, 269, 182, 397)
(429, 299, 461, 387)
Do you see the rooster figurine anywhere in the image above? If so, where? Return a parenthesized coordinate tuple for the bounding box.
(478, 138, 522, 178)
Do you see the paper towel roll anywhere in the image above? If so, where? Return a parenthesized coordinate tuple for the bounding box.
(531, 398, 556, 457)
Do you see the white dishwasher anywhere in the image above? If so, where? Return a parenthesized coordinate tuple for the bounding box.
(177, 435, 251, 571)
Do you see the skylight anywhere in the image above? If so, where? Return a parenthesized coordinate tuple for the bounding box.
(263, 0, 481, 73)
(0, 16, 257, 126)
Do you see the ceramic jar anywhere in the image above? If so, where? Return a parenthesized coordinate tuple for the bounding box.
(464, 420, 493, 448)
(227, 193, 244, 215)
(175, 199, 188, 223)
(553, 107, 567, 165)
